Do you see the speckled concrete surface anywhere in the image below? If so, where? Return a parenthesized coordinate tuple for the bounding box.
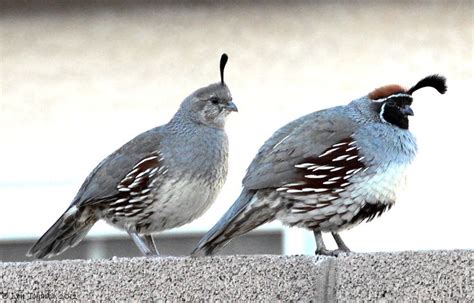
(0, 255, 332, 301)
(0, 251, 472, 301)
(335, 250, 473, 302)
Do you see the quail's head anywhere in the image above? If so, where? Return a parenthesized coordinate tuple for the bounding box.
(179, 54, 237, 129)
(362, 75, 447, 130)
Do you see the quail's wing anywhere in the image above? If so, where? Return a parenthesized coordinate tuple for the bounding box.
(70, 127, 167, 207)
(243, 106, 362, 191)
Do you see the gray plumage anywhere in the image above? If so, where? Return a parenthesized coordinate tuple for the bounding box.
(28, 54, 237, 259)
(193, 74, 446, 256)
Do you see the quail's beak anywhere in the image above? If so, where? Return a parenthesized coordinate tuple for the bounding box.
(225, 101, 238, 112)
(401, 105, 414, 116)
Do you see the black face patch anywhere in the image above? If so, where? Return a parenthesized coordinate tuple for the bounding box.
(380, 95, 413, 130)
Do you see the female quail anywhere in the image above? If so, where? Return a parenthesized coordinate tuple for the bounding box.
(28, 54, 237, 258)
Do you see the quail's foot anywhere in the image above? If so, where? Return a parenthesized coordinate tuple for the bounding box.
(315, 248, 350, 257)
(313, 230, 351, 256)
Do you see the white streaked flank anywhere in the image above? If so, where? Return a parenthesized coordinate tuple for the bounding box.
(332, 155, 349, 161)
(295, 163, 316, 168)
(305, 174, 327, 179)
(319, 148, 339, 158)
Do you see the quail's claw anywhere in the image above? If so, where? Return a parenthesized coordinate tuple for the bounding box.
(314, 231, 352, 257)
(315, 248, 351, 257)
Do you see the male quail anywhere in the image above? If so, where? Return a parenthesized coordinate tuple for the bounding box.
(193, 74, 446, 256)
(28, 54, 237, 259)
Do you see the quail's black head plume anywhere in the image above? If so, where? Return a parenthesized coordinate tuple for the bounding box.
(220, 53, 228, 85)
(28, 54, 237, 259)
(407, 74, 447, 95)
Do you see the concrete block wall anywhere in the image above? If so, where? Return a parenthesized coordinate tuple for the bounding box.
(0, 250, 472, 301)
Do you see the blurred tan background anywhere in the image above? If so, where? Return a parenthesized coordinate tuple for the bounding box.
(0, 1, 472, 261)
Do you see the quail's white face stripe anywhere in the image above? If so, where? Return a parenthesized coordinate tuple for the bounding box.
(379, 103, 388, 123)
(373, 93, 412, 103)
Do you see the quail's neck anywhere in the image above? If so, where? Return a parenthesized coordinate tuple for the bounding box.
(170, 108, 226, 130)
(167, 110, 225, 139)
(164, 109, 229, 184)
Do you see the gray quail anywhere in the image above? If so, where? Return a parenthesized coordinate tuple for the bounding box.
(28, 54, 237, 259)
(192, 74, 446, 256)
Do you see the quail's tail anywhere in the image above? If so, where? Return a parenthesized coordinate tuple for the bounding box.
(192, 190, 276, 256)
(27, 205, 98, 259)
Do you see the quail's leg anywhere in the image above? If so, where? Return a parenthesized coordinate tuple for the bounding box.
(331, 232, 351, 253)
(313, 230, 349, 256)
(128, 232, 157, 256)
(313, 230, 332, 256)
(143, 234, 160, 256)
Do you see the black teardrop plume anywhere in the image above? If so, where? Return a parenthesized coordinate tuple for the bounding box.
(407, 74, 447, 95)
(220, 53, 228, 85)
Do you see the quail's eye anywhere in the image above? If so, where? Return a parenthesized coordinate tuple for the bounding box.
(210, 97, 219, 105)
